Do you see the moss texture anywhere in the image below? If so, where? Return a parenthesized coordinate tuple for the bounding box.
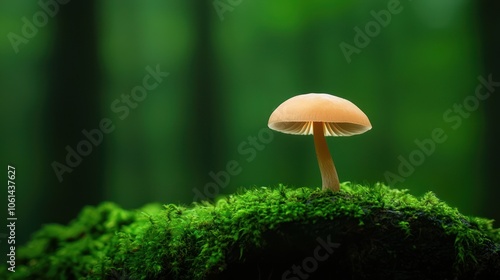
(2, 183, 500, 279)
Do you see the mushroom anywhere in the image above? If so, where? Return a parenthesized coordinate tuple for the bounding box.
(268, 93, 371, 192)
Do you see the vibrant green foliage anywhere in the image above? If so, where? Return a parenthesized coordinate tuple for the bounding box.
(2, 183, 499, 279)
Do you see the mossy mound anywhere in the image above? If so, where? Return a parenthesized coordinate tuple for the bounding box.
(2, 183, 500, 279)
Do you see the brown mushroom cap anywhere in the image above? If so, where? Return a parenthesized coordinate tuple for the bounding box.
(268, 93, 372, 136)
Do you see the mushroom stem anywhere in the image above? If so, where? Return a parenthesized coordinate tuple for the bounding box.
(313, 122, 340, 192)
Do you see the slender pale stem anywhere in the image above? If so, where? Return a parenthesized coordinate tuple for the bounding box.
(313, 122, 340, 191)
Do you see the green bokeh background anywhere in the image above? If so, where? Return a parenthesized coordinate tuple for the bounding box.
(0, 0, 499, 262)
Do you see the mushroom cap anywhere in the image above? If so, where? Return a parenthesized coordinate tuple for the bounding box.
(268, 93, 372, 136)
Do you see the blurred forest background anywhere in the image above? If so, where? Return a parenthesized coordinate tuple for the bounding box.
(0, 0, 499, 258)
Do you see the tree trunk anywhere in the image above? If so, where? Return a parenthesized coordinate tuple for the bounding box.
(478, 0, 500, 226)
(188, 1, 226, 201)
(44, 0, 103, 223)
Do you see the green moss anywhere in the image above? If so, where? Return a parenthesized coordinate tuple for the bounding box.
(2, 183, 499, 279)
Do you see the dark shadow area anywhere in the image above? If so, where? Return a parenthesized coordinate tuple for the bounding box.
(478, 0, 500, 227)
(44, 0, 104, 224)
